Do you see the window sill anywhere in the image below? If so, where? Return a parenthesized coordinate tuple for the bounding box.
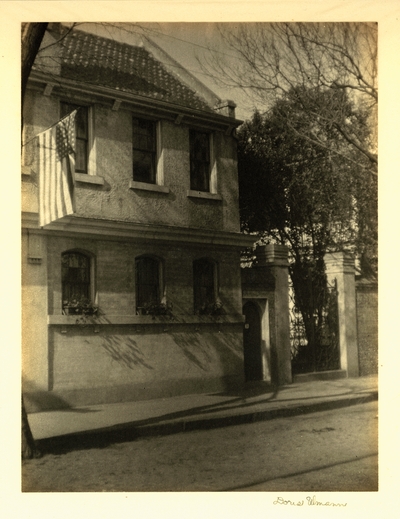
(48, 314, 244, 325)
(187, 190, 222, 201)
(75, 173, 105, 186)
(129, 181, 170, 193)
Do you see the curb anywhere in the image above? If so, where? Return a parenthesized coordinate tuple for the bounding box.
(35, 390, 378, 454)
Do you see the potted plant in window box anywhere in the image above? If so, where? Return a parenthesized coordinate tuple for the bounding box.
(139, 300, 174, 320)
(198, 298, 224, 316)
(62, 296, 99, 317)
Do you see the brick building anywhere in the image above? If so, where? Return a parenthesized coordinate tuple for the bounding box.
(22, 24, 260, 411)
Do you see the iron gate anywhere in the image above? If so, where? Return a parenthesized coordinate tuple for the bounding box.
(290, 279, 340, 374)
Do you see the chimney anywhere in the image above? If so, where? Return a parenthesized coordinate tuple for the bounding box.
(215, 100, 237, 118)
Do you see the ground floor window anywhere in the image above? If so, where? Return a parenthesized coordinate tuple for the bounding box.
(136, 255, 162, 314)
(193, 258, 218, 314)
(62, 251, 93, 313)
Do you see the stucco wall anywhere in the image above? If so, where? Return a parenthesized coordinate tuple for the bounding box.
(22, 87, 247, 411)
(22, 91, 240, 233)
(21, 232, 49, 393)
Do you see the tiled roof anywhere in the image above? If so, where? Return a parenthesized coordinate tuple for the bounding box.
(56, 29, 214, 113)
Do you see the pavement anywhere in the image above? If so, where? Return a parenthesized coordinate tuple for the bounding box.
(27, 375, 378, 451)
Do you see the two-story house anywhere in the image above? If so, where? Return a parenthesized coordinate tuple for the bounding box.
(22, 24, 259, 411)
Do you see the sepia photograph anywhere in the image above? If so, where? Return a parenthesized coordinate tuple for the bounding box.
(20, 19, 378, 493)
(1, 0, 399, 516)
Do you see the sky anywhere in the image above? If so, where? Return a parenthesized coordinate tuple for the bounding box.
(1, 2, 400, 516)
(77, 22, 256, 120)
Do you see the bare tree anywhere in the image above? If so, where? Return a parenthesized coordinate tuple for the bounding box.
(202, 22, 377, 174)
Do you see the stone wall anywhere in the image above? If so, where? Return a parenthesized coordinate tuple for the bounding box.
(356, 279, 378, 375)
(241, 244, 291, 386)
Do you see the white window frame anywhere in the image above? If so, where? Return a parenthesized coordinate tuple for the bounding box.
(59, 101, 103, 186)
(187, 130, 221, 200)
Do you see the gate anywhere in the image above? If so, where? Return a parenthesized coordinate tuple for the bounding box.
(290, 279, 340, 374)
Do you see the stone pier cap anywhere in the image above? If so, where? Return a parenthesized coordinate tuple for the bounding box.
(255, 244, 289, 267)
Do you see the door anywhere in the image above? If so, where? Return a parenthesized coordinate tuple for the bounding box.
(243, 301, 263, 381)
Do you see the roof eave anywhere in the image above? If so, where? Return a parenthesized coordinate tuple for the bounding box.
(28, 71, 243, 131)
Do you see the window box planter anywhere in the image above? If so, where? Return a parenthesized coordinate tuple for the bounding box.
(62, 306, 98, 316)
(136, 301, 174, 320)
(62, 298, 98, 317)
(196, 300, 225, 316)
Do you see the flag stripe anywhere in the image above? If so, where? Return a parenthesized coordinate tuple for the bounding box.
(38, 110, 77, 227)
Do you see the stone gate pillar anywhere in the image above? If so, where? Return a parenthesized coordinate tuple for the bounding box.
(324, 252, 359, 377)
(256, 244, 292, 385)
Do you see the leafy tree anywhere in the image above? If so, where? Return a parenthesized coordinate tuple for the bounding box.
(237, 87, 376, 369)
(200, 22, 378, 278)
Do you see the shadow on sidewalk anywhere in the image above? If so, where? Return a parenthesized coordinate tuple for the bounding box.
(34, 385, 280, 455)
(33, 381, 377, 457)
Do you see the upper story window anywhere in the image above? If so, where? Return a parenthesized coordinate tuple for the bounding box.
(132, 118, 157, 184)
(60, 102, 89, 174)
(193, 258, 218, 314)
(190, 130, 211, 192)
(135, 255, 163, 314)
(62, 251, 94, 313)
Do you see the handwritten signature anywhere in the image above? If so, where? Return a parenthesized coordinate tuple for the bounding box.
(273, 496, 347, 507)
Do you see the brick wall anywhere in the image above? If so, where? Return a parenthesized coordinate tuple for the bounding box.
(46, 235, 243, 316)
(23, 234, 246, 410)
(356, 280, 378, 375)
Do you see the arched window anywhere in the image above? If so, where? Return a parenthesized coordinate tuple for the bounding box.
(135, 256, 163, 314)
(62, 251, 92, 312)
(193, 258, 218, 314)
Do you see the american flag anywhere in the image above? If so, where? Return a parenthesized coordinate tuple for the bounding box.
(38, 110, 77, 227)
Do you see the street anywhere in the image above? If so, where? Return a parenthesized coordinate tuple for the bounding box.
(22, 400, 378, 492)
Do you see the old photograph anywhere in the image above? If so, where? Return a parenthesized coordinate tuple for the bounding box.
(20, 20, 378, 494)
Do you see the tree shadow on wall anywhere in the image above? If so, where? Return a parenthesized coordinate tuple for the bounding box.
(173, 330, 245, 378)
(100, 335, 154, 370)
(173, 332, 215, 371)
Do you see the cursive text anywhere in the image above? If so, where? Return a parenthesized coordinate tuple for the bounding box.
(307, 495, 347, 507)
(273, 495, 347, 507)
(273, 497, 304, 506)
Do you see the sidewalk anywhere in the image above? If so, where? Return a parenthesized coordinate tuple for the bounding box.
(28, 375, 378, 450)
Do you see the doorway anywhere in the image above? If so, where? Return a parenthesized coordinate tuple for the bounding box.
(243, 301, 263, 381)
